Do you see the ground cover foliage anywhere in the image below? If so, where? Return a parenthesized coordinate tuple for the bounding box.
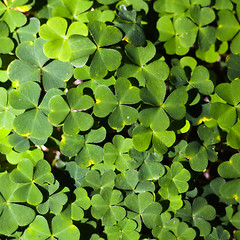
(1, 0, 240, 239)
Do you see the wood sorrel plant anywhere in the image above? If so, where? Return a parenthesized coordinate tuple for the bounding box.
(0, 0, 240, 239)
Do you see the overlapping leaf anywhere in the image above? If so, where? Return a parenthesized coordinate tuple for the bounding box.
(117, 41, 169, 86)
(49, 87, 94, 135)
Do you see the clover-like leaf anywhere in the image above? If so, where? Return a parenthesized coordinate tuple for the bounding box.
(227, 54, 240, 81)
(139, 79, 187, 133)
(65, 187, 91, 221)
(158, 187, 183, 210)
(13, 17, 40, 43)
(154, 0, 190, 15)
(84, 170, 116, 192)
(91, 188, 126, 226)
(65, 161, 90, 188)
(133, 125, 176, 154)
(177, 198, 216, 236)
(152, 212, 177, 240)
(210, 79, 240, 130)
(0, 21, 14, 54)
(60, 134, 85, 158)
(10, 158, 54, 205)
(76, 127, 106, 168)
(138, 152, 165, 181)
(103, 135, 133, 171)
(24, 214, 80, 240)
(171, 61, 214, 95)
(0, 172, 36, 236)
(39, 17, 88, 61)
(115, 169, 139, 190)
(159, 162, 191, 194)
(37, 180, 69, 215)
(86, 21, 122, 79)
(118, 43, 169, 86)
(52, 0, 93, 20)
(8, 132, 30, 152)
(0, 87, 22, 130)
(189, 5, 216, 51)
(0, 0, 28, 32)
(105, 218, 140, 240)
(153, 213, 196, 240)
(185, 141, 208, 172)
(218, 153, 240, 178)
(116, 6, 146, 46)
(124, 192, 162, 229)
(157, 15, 198, 55)
(49, 88, 94, 135)
(94, 80, 140, 131)
(227, 119, 240, 149)
(9, 82, 53, 140)
(206, 226, 231, 240)
(216, 10, 240, 54)
(8, 38, 73, 90)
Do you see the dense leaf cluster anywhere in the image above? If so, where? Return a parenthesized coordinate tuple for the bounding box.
(1, 0, 240, 239)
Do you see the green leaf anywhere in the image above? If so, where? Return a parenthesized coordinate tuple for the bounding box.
(88, 21, 122, 47)
(68, 35, 96, 67)
(125, 41, 156, 67)
(86, 127, 106, 143)
(153, 130, 176, 154)
(159, 162, 191, 194)
(39, 17, 88, 61)
(213, 0, 233, 10)
(9, 81, 41, 109)
(105, 218, 140, 240)
(189, 66, 214, 95)
(206, 226, 230, 240)
(138, 153, 165, 181)
(0, 172, 36, 236)
(157, 16, 175, 42)
(104, 135, 132, 171)
(63, 111, 94, 135)
(227, 54, 240, 81)
(0, 21, 14, 54)
(65, 162, 89, 188)
(218, 153, 240, 178)
(216, 10, 240, 41)
(227, 120, 240, 149)
(25, 214, 80, 240)
(53, 0, 93, 20)
(37, 181, 68, 215)
(124, 192, 162, 228)
(91, 188, 126, 226)
(76, 144, 103, 168)
(48, 95, 70, 125)
(163, 87, 188, 120)
(8, 132, 30, 152)
(41, 59, 74, 90)
(84, 170, 116, 191)
(93, 85, 118, 117)
(132, 125, 152, 152)
(220, 179, 240, 201)
(13, 17, 40, 43)
(115, 169, 138, 190)
(10, 159, 54, 205)
(185, 141, 208, 172)
(90, 48, 122, 79)
(14, 108, 53, 140)
(190, 5, 215, 27)
(60, 134, 85, 157)
(69, 187, 91, 221)
(24, 215, 51, 240)
(1, 7, 27, 32)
